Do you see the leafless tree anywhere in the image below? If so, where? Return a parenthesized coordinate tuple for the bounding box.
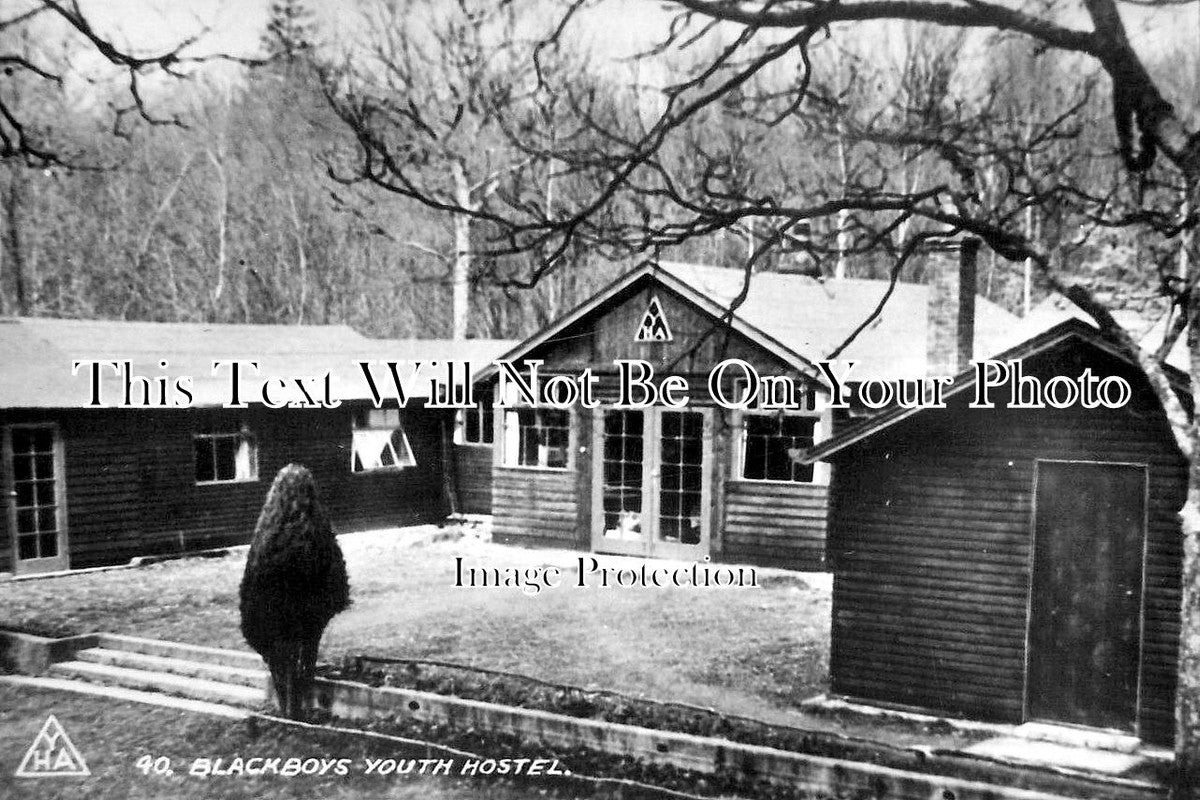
(0, 1, 260, 167)
(325, 0, 634, 339)
(328, 0, 1200, 786)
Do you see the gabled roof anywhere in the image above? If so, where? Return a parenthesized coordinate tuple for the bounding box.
(802, 318, 1186, 464)
(660, 262, 1021, 381)
(999, 292, 1186, 372)
(480, 260, 1022, 384)
(475, 262, 829, 383)
(0, 317, 515, 409)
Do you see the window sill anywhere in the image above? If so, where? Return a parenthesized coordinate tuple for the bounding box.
(728, 477, 828, 488)
(195, 478, 259, 487)
(352, 466, 416, 475)
(455, 442, 495, 449)
(497, 464, 572, 473)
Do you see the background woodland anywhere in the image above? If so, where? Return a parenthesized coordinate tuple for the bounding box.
(3, 0, 1193, 340)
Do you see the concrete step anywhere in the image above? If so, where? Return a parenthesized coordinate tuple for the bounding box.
(74, 647, 269, 690)
(49, 660, 265, 708)
(1013, 722, 1141, 754)
(97, 633, 263, 670)
(0, 674, 250, 719)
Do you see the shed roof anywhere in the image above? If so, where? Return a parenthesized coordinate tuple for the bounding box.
(0, 317, 516, 409)
(802, 318, 1187, 464)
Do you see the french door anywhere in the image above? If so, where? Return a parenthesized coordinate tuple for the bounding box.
(591, 408, 712, 559)
(3, 424, 70, 574)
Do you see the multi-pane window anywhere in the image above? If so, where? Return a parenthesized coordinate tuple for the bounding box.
(601, 410, 644, 538)
(7, 426, 60, 561)
(456, 390, 494, 445)
(503, 408, 570, 469)
(740, 413, 816, 483)
(658, 411, 704, 544)
(194, 420, 258, 484)
(352, 408, 416, 472)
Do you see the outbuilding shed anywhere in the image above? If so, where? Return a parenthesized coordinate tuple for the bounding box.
(805, 319, 1188, 745)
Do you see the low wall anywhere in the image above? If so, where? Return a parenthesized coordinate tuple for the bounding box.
(308, 677, 1162, 800)
(0, 631, 98, 674)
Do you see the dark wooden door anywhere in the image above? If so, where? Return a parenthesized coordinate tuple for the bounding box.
(1027, 461, 1146, 732)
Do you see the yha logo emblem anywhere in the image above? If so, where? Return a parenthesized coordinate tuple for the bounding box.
(15, 714, 90, 778)
(635, 295, 673, 342)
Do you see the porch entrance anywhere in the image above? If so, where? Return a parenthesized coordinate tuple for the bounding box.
(1026, 460, 1146, 733)
(591, 408, 712, 559)
(3, 424, 69, 574)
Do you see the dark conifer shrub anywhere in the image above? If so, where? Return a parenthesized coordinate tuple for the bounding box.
(239, 463, 350, 718)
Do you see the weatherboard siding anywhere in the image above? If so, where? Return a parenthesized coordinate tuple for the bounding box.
(453, 444, 494, 514)
(721, 480, 827, 570)
(0, 409, 145, 572)
(1, 404, 450, 572)
(825, 350, 1184, 745)
(491, 467, 581, 548)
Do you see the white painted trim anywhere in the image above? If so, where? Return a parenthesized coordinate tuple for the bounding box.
(3, 422, 70, 574)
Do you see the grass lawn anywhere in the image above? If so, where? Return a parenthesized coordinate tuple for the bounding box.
(0, 683, 579, 800)
(0, 528, 831, 727)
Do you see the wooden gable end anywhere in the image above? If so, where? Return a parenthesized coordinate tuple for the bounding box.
(524, 276, 804, 383)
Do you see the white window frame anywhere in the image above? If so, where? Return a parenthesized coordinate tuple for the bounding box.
(194, 422, 259, 485)
(352, 408, 417, 473)
(454, 391, 495, 446)
(501, 405, 572, 471)
(727, 377, 831, 486)
(735, 410, 826, 485)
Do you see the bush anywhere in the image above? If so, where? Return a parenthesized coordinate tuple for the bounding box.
(239, 464, 350, 718)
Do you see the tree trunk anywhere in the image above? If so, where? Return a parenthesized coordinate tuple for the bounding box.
(5, 168, 29, 315)
(451, 161, 471, 341)
(836, 122, 851, 280)
(206, 146, 230, 321)
(1178, 482, 1200, 795)
(1178, 305, 1200, 794)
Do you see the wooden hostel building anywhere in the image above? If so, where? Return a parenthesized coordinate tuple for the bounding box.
(457, 247, 1020, 571)
(805, 318, 1189, 746)
(0, 317, 512, 576)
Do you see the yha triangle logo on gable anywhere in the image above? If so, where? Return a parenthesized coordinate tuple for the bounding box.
(15, 714, 90, 778)
(635, 295, 673, 342)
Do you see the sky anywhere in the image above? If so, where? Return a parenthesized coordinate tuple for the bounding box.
(71, 0, 1199, 57)
(72, 0, 677, 61)
(48, 0, 1200, 107)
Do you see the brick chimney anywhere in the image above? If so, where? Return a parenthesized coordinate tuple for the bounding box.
(925, 237, 981, 377)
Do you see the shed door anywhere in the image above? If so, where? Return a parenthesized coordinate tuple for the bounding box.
(1027, 461, 1145, 732)
(3, 424, 70, 575)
